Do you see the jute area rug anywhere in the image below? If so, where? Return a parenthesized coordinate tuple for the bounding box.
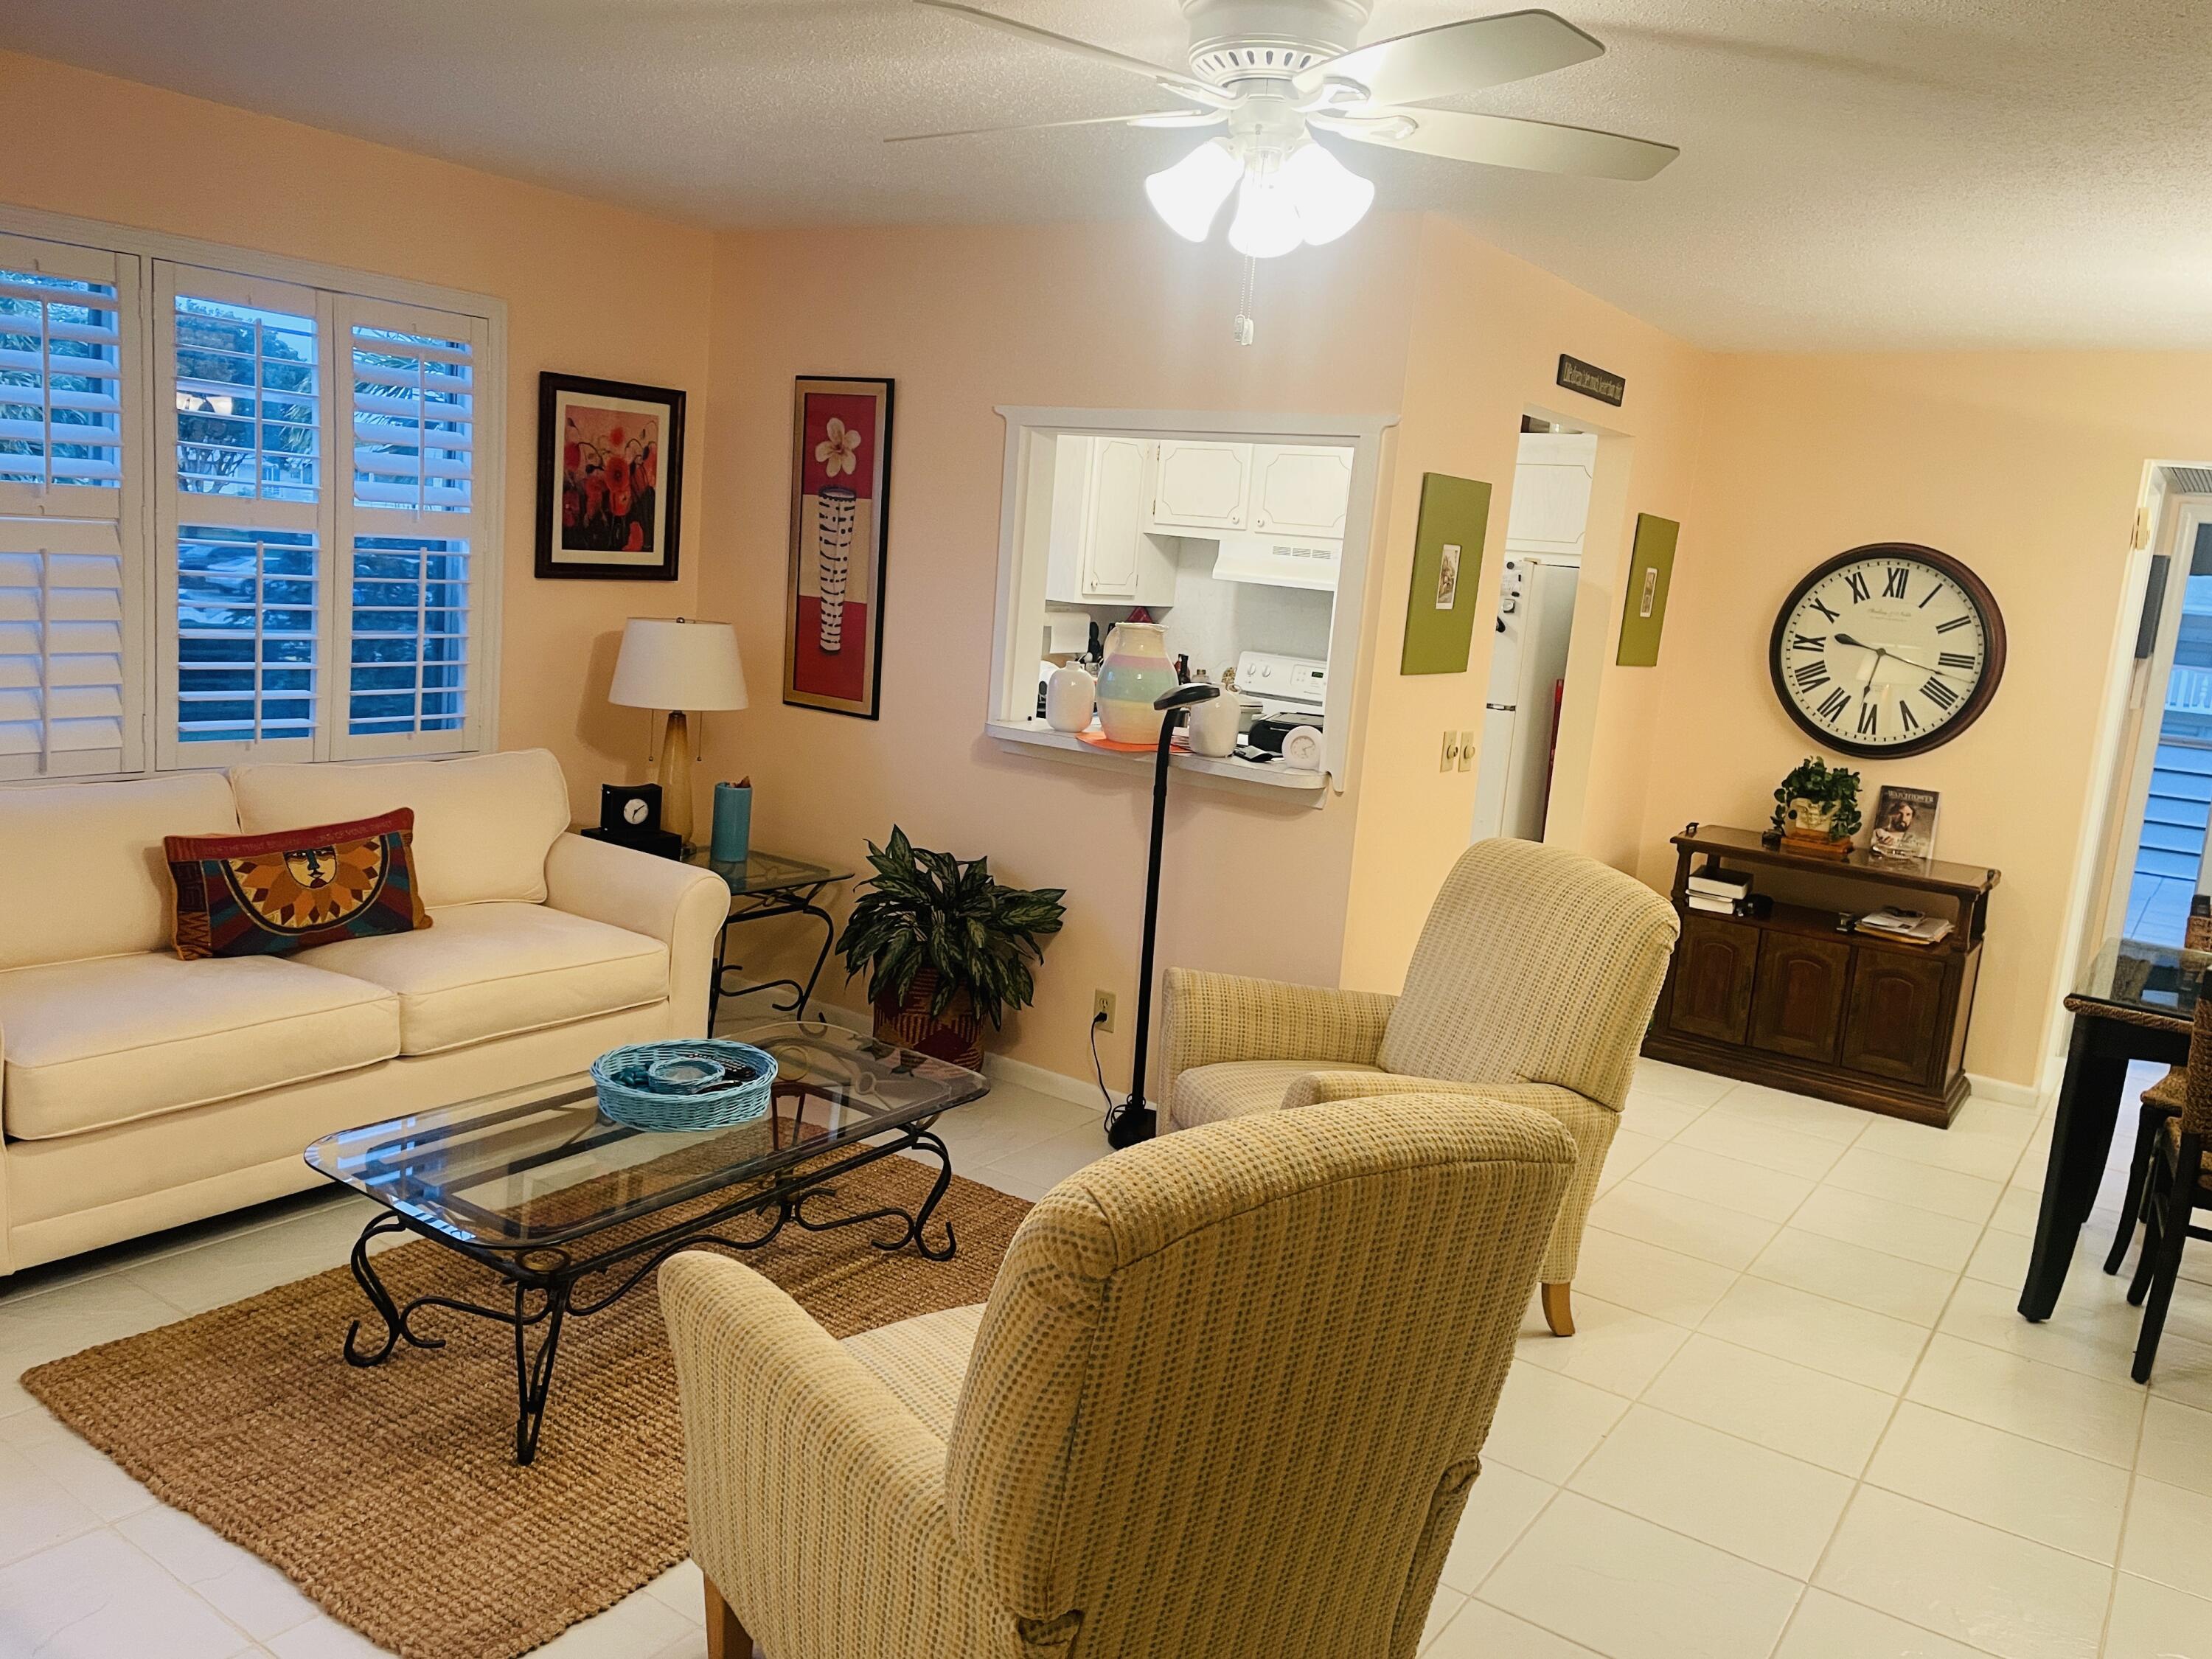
(23, 1157, 1029, 1659)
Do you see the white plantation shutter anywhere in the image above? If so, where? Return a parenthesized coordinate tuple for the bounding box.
(0, 519, 135, 779)
(0, 232, 144, 781)
(154, 263, 330, 768)
(0, 233, 129, 513)
(332, 296, 485, 758)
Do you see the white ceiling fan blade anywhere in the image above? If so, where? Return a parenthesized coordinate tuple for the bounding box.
(1294, 10, 1603, 109)
(1318, 108, 1678, 181)
(915, 0, 1232, 108)
(887, 110, 1226, 145)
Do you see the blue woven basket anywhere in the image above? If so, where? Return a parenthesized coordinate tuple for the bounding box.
(591, 1040, 778, 1131)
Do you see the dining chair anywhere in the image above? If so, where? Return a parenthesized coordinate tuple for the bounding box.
(2126, 961, 2212, 1382)
(663, 1094, 1574, 1659)
(2104, 894, 2212, 1276)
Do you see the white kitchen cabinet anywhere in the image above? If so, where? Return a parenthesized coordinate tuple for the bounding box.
(1046, 435, 1178, 605)
(1250, 445, 1352, 538)
(1148, 440, 1252, 532)
(1504, 431, 1598, 555)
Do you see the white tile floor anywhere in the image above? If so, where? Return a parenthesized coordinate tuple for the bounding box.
(1, 1057, 2209, 1658)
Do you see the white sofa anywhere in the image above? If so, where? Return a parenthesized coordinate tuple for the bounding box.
(0, 748, 728, 1276)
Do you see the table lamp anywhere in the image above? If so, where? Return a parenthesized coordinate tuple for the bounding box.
(609, 617, 747, 849)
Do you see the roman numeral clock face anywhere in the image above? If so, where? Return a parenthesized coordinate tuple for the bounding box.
(1770, 545, 2005, 758)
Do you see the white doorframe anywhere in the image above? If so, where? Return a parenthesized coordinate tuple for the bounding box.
(2043, 474, 2212, 1093)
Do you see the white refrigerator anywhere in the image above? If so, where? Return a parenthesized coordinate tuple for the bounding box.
(1470, 554, 1580, 843)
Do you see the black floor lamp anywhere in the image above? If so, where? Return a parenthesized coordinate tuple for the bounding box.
(1105, 681, 1220, 1150)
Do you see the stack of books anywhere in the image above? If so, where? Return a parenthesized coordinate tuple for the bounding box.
(1686, 866, 1753, 916)
(1855, 906, 1953, 946)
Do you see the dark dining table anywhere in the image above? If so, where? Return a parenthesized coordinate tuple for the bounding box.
(2017, 935, 2199, 1321)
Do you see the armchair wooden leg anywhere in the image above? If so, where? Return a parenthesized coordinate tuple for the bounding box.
(705, 1575, 754, 1659)
(1540, 1281, 1574, 1337)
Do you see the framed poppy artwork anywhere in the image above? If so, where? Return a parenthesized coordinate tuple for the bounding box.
(534, 372, 687, 580)
(785, 375, 894, 718)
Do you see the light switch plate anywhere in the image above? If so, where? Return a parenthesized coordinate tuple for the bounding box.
(1439, 729, 1458, 772)
(1458, 730, 1475, 771)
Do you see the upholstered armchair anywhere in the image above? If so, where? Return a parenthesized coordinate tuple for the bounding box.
(1161, 837, 1680, 1336)
(664, 1095, 1573, 1659)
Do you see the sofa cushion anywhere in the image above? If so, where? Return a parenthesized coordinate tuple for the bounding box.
(290, 902, 666, 1055)
(0, 772, 238, 971)
(229, 748, 570, 909)
(0, 953, 400, 1141)
(1167, 1057, 1382, 1132)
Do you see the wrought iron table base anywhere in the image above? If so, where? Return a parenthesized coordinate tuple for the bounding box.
(341, 1123, 957, 1464)
(709, 881, 840, 1028)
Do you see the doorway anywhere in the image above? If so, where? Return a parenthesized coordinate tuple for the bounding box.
(1471, 417, 1598, 842)
(2118, 510, 2212, 943)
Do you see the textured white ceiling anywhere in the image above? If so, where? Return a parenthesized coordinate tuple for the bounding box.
(6, 0, 2211, 350)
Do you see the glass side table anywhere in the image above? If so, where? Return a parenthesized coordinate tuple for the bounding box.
(687, 850, 855, 1028)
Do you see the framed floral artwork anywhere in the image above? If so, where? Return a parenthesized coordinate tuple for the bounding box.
(535, 372, 686, 580)
(785, 376, 894, 718)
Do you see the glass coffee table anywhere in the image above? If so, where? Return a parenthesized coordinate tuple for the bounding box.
(303, 1021, 989, 1463)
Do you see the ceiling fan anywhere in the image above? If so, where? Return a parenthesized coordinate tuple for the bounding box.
(897, 0, 1679, 260)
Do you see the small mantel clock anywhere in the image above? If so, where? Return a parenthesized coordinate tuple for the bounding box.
(1769, 543, 2006, 759)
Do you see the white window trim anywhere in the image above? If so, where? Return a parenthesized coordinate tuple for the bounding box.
(984, 406, 1394, 801)
(0, 201, 507, 785)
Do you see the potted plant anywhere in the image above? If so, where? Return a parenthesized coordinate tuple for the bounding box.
(836, 827, 1067, 1068)
(1768, 757, 1863, 858)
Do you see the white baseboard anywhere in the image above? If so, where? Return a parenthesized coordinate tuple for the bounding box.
(983, 1049, 1110, 1114)
(1966, 1073, 2045, 1111)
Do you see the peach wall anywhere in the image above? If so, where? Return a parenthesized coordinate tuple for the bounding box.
(0, 51, 716, 821)
(1642, 352, 2212, 1086)
(1337, 217, 1712, 989)
(699, 217, 1428, 1085)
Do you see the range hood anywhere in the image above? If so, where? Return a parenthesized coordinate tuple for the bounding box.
(1208, 530, 1340, 592)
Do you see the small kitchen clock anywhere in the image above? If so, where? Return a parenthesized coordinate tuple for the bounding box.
(1770, 543, 2005, 758)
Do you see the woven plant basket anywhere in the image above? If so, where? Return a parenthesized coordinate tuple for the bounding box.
(874, 967, 985, 1070)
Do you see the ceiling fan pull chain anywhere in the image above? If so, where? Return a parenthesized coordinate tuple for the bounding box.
(1234, 254, 1258, 347)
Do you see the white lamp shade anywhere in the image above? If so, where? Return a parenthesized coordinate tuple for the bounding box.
(1226, 167, 1304, 260)
(609, 617, 748, 711)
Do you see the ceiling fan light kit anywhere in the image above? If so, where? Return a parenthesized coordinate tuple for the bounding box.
(908, 0, 1677, 264)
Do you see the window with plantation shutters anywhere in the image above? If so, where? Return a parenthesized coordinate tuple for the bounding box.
(0, 232, 144, 781)
(0, 211, 501, 787)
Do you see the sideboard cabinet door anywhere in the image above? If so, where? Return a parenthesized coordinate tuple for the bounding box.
(1840, 950, 1950, 1084)
(1749, 935, 1851, 1062)
(1669, 918, 1759, 1046)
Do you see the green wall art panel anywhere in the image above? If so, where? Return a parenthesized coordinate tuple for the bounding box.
(1615, 512, 1680, 668)
(1399, 471, 1492, 675)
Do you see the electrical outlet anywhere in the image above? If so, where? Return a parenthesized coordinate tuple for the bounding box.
(1092, 989, 1118, 1033)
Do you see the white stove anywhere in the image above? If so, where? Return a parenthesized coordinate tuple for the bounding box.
(1234, 650, 1327, 718)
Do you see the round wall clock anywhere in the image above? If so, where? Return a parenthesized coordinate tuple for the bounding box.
(1769, 543, 2006, 759)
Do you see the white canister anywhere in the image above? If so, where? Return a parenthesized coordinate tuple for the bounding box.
(1186, 694, 1248, 757)
(1045, 663, 1097, 733)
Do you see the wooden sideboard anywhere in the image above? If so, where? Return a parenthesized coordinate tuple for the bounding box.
(1641, 824, 2000, 1126)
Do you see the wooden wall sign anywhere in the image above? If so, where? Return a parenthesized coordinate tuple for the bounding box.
(1557, 354, 1626, 407)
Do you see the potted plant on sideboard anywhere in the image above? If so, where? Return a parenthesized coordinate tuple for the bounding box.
(836, 827, 1067, 1068)
(1767, 757, 1864, 859)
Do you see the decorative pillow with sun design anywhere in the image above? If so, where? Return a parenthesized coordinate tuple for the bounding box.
(166, 810, 430, 961)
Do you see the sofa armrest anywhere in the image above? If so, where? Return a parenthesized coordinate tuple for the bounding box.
(1161, 969, 1396, 1099)
(543, 833, 728, 1037)
(661, 1251, 1013, 1652)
